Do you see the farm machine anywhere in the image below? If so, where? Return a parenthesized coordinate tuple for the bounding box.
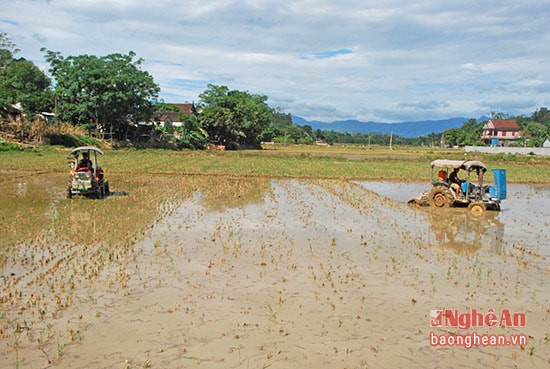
(408, 159, 506, 213)
(66, 146, 109, 199)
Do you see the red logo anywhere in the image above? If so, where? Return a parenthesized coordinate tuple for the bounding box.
(430, 310, 443, 327)
(430, 309, 526, 329)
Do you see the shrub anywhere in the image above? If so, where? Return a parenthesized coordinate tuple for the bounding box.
(46, 133, 102, 147)
(0, 139, 23, 151)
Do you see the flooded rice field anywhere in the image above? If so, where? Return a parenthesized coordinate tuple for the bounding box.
(1, 173, 549, 369)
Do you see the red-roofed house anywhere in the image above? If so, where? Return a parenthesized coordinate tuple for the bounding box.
(174, 103, 198, 116)
(481, 119, 522, 146)
(157, 111, 181, 128)
(155, 103, 198, 128)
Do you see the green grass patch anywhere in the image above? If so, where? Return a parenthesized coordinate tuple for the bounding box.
(0, 138, 25, 152)
(0, 144, 549, 183)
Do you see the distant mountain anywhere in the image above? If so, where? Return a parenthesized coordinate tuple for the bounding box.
(291, 116, 488, 138)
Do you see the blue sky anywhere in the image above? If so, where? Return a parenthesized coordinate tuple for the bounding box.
(2, 0, 549, 122)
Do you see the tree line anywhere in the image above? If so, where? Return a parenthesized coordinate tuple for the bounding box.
(1, 33, 549, 149)
(443, 109, 550, 148)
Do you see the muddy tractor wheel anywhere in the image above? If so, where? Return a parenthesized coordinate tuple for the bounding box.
(468, 202, 486, 214)
(429, 186, 454, 208)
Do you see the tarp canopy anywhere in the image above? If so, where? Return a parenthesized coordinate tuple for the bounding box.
(430, 159, 487, 171)
(430, 159, 465, 169)
(70, 146, 104, 156)
(462, 160, 486, 171)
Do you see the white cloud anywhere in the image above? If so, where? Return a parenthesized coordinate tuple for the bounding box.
(3, 0, 550, 121)
(458, 63, 482, 74)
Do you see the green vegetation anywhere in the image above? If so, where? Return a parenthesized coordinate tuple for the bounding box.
(0, 33, 54, 116)
(443, 118, 484, 146)
(42, 49, 160, 140)
(0, 138, 24, 151)
(46, 133, 103, 147)
(518, 107, 550, 147)
(1, 32, 549, 151)
(1, 144, 548, 183)
(444, 110, 550, 148)
(199, 84, 273, 148)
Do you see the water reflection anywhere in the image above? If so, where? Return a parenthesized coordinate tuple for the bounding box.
(355, 180, 550, 256)
(422, 209, 504, 255)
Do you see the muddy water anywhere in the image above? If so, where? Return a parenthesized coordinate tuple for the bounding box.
(357, 181, 550, 257)
(1, 175, 548, 369)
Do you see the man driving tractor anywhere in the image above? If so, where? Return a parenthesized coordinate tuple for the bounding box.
(77, 152, 93, 171)
(449, 168, 464, 196)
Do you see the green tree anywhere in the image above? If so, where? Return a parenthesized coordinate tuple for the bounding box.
(322, 130, 338, 145)
(176, 114, 208, 149)
(443, 128, 465, 146)
(43, 50, 160, 140)
(0, 33, 19, 69)
(260, 110, 314, 144)
(0, 58, 53, 114)
(522, 121, 548, 147)
(444, 118, 484, 146)
(0, 33, 52, 114)
(261, 110, 291, 143)
(198, 84, 273, 148)
(314, 129, 322, 141)
(532, 107, 550, 124)
(490, 111, 510, 120)
(154, 102, 180, 112)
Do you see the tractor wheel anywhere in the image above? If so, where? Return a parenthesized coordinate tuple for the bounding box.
(66, 188, 72, 199)
(468, 202, 486, 214)
(429, 186, 453, 208)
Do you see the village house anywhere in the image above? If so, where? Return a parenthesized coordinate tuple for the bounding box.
(1, 103, 55, 125)
(0, 103, 23, 122)
(157, 111, 181, 128)
(155, 103, 198, 128)
(481, 119, 522, 146)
